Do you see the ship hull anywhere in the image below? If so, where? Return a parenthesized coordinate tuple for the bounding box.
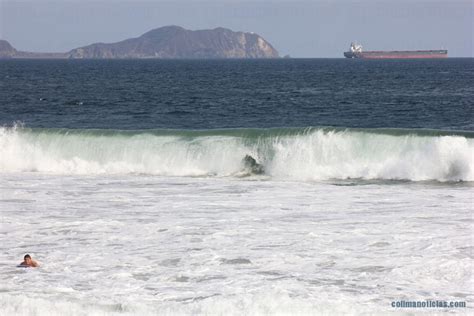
(344, 50, 447, 59)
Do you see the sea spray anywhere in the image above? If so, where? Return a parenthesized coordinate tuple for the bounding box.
(0, 126, 472, 181)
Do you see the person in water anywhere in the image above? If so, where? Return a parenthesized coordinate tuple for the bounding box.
(242, 155, 264, 174)
(19, 254, 39, 267)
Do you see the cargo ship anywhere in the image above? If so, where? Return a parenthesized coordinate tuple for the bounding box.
(344, 43, 447, 59)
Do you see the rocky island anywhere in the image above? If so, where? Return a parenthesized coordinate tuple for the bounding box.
(0, 26, 279, 59)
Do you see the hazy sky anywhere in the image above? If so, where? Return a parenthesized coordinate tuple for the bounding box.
(0, 0, 472, 57)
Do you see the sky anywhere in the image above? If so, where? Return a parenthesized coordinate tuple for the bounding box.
(0, 0, 472, 57)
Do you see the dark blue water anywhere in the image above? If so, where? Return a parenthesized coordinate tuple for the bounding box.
(0, 59, 472, 130)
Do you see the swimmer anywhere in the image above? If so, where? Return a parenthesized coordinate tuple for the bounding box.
(19, 254, 39, 267)
(242, 154, 264, 174)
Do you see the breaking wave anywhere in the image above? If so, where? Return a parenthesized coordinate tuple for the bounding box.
(0, 125, 473, 182)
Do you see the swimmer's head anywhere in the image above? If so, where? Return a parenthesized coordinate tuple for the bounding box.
(24, 254, 32, 263)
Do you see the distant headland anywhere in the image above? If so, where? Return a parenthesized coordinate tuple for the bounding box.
(0, 26, 279, 59)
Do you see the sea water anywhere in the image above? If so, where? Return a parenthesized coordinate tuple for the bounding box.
(0, 59, 473, 315)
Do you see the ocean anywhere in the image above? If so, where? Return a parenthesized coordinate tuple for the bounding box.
(0, 59, 473, 315)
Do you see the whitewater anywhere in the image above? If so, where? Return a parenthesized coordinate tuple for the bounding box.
(1, 126, 473, 181)
(0, 125, 473, 315)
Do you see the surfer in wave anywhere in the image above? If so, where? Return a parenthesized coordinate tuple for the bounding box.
(19, 254, 39, 268)
(243, 155, 264, 175)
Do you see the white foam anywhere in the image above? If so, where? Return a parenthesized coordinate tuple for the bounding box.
(0, 174, 472, 315)
(268, 130, 474, 181)
(0, 291, 386, 316)
(0, 127, 473, 181)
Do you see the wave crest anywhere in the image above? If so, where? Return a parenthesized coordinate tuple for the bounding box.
(0, 126, 472, 182)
